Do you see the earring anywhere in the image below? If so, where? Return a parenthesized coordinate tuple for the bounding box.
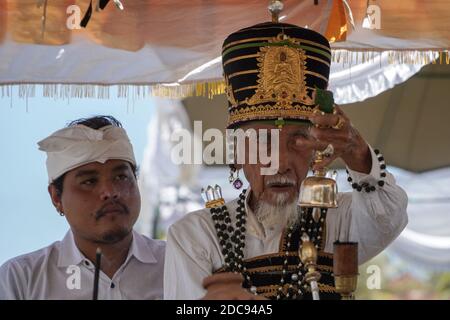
(228, 165, 236, 183)
(58, 209, 64, 216)
(229, 165, 243, 189)
(233, 170, 243, 189)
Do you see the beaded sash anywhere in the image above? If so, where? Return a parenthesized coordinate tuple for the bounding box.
(214, 210, 341, 300)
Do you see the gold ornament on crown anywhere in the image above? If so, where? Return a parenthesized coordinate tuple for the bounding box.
(224, 73, 238, 107)
(225, 34, 321, 127)
(244, 34, 314, 109)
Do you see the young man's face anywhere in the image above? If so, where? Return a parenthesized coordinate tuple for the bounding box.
(50, 159, 140, 244)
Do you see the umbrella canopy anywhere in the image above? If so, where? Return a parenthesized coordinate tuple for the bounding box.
(182, 63, 450, 172)
(0, 0, 449, 97)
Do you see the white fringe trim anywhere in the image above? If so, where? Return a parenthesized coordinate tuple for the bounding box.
(1, 50, 447, 100)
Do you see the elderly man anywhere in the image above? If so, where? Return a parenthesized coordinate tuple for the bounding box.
(164, 22, 408, 300)
(0, 116, 165, 299)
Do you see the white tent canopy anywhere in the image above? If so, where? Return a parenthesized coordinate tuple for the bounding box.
(0, 35, 435, 104)
(0, 0, 448, 100)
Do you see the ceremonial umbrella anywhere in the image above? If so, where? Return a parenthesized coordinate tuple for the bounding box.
(0, 0, 449, 100)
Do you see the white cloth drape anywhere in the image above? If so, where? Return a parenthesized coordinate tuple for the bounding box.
(384, 167, 450, 271)
(135, 98, 203, 237)
(0, 34, 437, 104)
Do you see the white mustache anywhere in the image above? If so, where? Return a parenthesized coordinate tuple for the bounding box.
(265, 175, 296, 187)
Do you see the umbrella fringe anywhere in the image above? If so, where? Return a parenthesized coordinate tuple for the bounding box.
(331, 49, 449, 66)
(0, 81, 227, 100)
(0, 50, 447, 100)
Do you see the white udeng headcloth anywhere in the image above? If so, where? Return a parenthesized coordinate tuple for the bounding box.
(38, 124, 136, 183)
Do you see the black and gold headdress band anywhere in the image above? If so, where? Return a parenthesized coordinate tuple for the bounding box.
(222, 21, 333, 129)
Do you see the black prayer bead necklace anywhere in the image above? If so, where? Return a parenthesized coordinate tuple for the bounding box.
(210, 189, 327, 300)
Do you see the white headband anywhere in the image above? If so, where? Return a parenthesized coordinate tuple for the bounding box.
(38, 124, 136, 183)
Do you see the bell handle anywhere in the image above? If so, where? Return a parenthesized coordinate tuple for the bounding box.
(311, 151, 327, 177)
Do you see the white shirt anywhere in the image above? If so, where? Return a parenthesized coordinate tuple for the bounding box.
(0, 230, 165, 300)
(164, 147, 409, 299)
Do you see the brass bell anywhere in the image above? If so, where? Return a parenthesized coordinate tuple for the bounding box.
(298, 147, 338, 208)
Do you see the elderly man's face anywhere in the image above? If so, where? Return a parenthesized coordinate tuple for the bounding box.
(50, 159, 140, 244)
(240, 122, 314, 208)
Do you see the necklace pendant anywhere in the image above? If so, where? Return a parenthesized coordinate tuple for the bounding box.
(233, 178, 243, 189)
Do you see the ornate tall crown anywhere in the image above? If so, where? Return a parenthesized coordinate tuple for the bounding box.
(222, 22, 331, 128)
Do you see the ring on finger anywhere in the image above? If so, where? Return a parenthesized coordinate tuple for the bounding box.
(313, 107, 325, 116)
(332, 115, 345, 130)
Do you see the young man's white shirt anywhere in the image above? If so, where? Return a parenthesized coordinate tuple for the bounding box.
(0, 230, 165, 300)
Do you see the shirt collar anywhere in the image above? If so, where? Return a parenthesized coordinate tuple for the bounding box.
(126, 230, 158, 264)
(57, 230, 85, 268)
(57, 229, 158, 268)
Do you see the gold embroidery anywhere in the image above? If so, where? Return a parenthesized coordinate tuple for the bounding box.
(244, 263, 333, 274)
(205, 198, 225, 208)
(223, 37, 273, 51)
(255, 284, 280, 293)
(223, 54, 260, 67)
(228, 69, 259, 79)
(240, 251, 300, 264)
(222, 35, 331, 53)
(317, 264, 334, 272)
(305, 70, 329, 82)
(224, 74, 237, 107)
(307, 55, 331, 67)
(256, 282, 336, 296)
(244, 36, 312, 108)
(234, 85, 318, 95)
(234, 85, 258, 93)
(223, 35, 332, 127)
(222, 250, 332, 265)
(255, 284, 292, 297)
(245, 264, 299, 274)
(223, 54, 330, 68)
(228, 103, 314, 126)
(305, 283, 336, 293)
(213, 248, 336, 298)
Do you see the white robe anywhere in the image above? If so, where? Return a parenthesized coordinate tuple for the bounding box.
(163, 147, 408, 299)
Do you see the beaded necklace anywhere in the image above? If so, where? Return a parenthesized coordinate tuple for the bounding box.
(209, 189, 327, 300)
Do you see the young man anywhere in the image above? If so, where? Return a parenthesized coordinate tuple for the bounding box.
(0, 116, 165, 299)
